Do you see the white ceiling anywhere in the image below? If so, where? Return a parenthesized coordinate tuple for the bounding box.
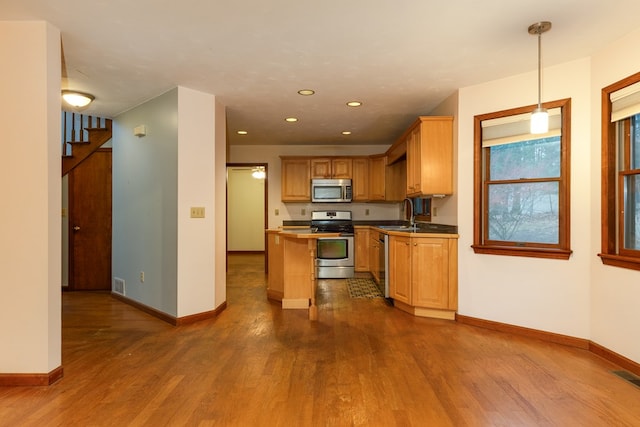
(3, 0, 640, 146)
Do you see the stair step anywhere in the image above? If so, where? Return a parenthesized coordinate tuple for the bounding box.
(66, 140, 90, 145)
(85, 127, 110, 131)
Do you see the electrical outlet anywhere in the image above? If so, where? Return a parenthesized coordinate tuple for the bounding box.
(365, 209, 369, 216)
(139, 271, 145, 283)
(190, 207, 205, 218)
(275, 208, 279, 216)
(433, 207, 438, 216)
(301, 208, 306, 216)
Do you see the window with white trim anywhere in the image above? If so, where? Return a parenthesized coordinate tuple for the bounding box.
(473, 99, 572, 259)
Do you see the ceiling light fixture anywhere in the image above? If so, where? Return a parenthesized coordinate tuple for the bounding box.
(237, 130, 248, 135)
(528, 21, 552, 134)
(342, 131, 352, 135)
(251, 166, 266, 180)
(61, 90, 95, 108)
(285, 117, 298, 122)
(298, 89, 315, 96)
(346, 101, 362, 107)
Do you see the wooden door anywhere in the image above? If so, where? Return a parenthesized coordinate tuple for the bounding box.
(68, 149, 112, 290)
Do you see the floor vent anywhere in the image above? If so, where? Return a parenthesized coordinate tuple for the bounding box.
(612, 370, 640, 388)
(113, 277, 125, 296)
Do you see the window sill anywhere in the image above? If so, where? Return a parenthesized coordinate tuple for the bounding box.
(598, 253, 640, 271)
(472, 245, 572, 260)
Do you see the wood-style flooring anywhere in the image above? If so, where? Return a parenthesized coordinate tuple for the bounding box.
(1, 254, 640, 426)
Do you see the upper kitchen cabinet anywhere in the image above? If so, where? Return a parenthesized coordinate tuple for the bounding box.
(281, 157, 311, 202)
(310, 158, 353, 179)
(352, 157, 369, 201)
(368, 155, 386, 201)
(405, 116, 453, 197)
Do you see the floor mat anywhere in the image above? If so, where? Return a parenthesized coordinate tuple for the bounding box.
(346, 277, 383, 298)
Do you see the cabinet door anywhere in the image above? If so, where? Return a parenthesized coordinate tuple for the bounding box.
(281, 158, 311, 201)
(310, 158, 332, 178)
(411, 237, 449, 309)
(352, 158, 369, 201)
(368, 155, 386, 200)
(406, 126, 421, 196)
(389, 235, 411, 304)
(354, 228, 370, 272)
(331, 158, 353, 178)
(418, 118, 453, 195)
(369, 233, 380, 283)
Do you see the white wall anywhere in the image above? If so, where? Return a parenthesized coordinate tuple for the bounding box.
(229, 145, 404, 227)
(113, 88, 179, 315)
(455, 58, 593, 339)
(176, 87, 220, 317)
(113, 87, 225, 318)
(590, 28, 640, 363)
(0, 21, 61, 374)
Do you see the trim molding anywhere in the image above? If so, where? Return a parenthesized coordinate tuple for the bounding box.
(456, 314, 640, 376)
(111, 292, 227, 326)
(0, 366, 63, 386)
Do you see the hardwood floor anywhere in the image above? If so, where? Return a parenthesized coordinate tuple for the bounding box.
(2, 253, 640, 426)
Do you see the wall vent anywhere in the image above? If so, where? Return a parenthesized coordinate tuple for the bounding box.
(113, 277, 125, 296)
(612, 370, 640, 388)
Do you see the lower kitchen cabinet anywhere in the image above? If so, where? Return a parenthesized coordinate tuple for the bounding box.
(389, 234, 458, 320)
(369, 231, 380, 284)
(354, 227, 370, 272)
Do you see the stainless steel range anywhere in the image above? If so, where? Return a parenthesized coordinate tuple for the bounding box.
(311, 210, 355, 279)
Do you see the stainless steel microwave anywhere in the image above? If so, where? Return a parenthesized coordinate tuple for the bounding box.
(311, 178, 352, 203)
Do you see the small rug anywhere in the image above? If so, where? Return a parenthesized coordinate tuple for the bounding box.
(346, 278, 383, 299)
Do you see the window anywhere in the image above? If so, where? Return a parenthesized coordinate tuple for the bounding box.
(600, 72, 640, 270)
(473, 99, 572, 259)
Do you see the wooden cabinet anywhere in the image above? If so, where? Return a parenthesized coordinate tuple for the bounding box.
(266, 231, 284, 301)
(354, 227, 370, 272)
(281, 158, 311, 202)
(406, 116, 453, 197)
(352, 157, 369, 201)
(389, 235, 411, 304)
(311, 158, 352, 179)
(368, 155, 386, 201)
(369, 231, 380, 284)
(385, 158, 407, 202)
(388, 234, 458, 320)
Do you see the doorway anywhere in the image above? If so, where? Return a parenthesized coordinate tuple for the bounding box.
(226, 163, 268, 269)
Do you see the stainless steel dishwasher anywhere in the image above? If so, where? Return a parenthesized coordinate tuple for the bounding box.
(378, 232, 389, 298)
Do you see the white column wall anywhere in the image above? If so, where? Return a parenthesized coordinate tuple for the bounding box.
(0, 21, 61, 373)
(176, 87, 219, 317)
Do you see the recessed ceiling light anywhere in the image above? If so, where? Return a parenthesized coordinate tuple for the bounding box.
(297, 89, 315, 96)
(237, 130, 248, 135)
(346, 101, 362, 107)
(285, 117, 298, 122)
(342, 131, 352, 135)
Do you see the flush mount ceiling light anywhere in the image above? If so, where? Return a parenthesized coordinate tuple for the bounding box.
(237, 130, 248, 135)
(61, 90, 95, 108)
(528, 21, 552, 134)
(297, 89, 315, 96)
(251, 166, 266, 180)
(341, 131, 352, 135)
(284, 117, 298, 122)
(346, 101, 362, 107)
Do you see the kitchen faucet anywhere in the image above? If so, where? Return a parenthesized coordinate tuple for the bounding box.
(403, 198, 416, 230)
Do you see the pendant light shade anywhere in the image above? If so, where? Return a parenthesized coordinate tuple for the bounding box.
(528, 21, 551, 134)
(251, 166, 266, 179)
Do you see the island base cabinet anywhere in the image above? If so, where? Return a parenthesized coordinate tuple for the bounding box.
(389, 235, 458, 320)
(266, 231, 284, 301)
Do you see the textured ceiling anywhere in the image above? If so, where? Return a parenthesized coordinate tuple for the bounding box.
(3, 0, 640, 146)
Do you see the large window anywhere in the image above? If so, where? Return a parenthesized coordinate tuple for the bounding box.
(473, 99, 572, 259)
(600, 72, 640, 270)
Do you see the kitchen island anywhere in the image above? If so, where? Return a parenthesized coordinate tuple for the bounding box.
(266, 228, 341, 320)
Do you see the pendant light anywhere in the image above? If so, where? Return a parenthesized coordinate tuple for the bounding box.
(251, 166, 266, 179)
(528, 21, 552, 134)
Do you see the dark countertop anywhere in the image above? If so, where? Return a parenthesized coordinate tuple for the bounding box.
(282, 220, 458, 234)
